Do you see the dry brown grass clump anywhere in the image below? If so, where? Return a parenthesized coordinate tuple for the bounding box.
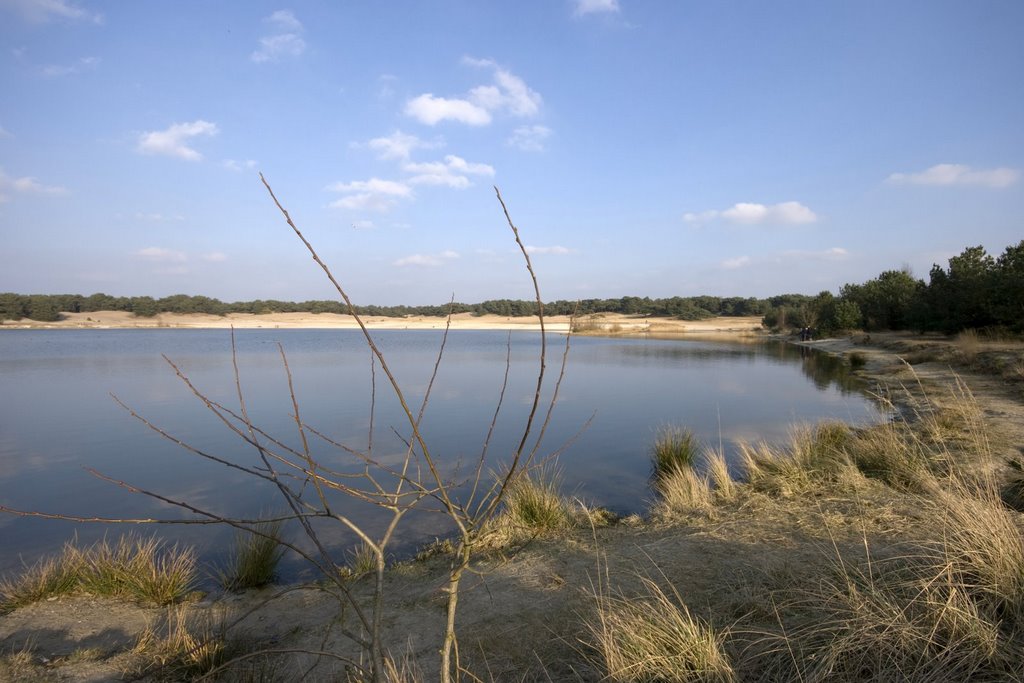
(217, 520, 285, 591)
(1, 535, 196, 610)
(589, 575, 736, 683)
(128, 604, 227, 680)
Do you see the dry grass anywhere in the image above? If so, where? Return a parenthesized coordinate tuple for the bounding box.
(492, 468, 578, 536)
(0, 553, 80, 610)
(745, 485, 1024, 682)
(652, 465, 714, 516)
(652, 426, 701, 480)
(589, 574, 736, 683)
(218, 521, 285, 591)
(343, 541, 378, 580)
(1, 535, 196, 609)
(128, 604, 227, 680)
(703, 448, 737, 502)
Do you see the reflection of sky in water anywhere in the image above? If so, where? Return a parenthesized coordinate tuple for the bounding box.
(0, 329, 881, 579)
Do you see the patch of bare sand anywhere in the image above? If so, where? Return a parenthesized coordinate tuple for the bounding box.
(4, 332, 1023, 681)
(1, 311, 766, 337)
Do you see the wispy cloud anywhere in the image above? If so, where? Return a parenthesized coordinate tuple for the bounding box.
(403, 155, 495, 188)
(326, 178, 412, 212)
(721, 256, 751, 269)
(404, 58, 542, 126)
(351, 220, 376, 230)
(720, 247, 846, 271)
(251, 10, 306, 63)
(525, 245, 571, 255)
(0, 124, 10, 138)
(136, 246, 186, 263)
(3, 0, 103, 24)
(684, 201, 818, 226)
(394, 250, 460, 267)
(0, 167, 67, 202)
(222, 159, 257, 171)
(782, 247, 849, 260)
(40, 55, 99, 77)
(137, 120, 218, 161)
(201, 252, 227, 262)
(507, 125, 552, 152)
(574, 0, 620, 16)
(363, 130, 439, 161)
(886, 163, 1019, 189)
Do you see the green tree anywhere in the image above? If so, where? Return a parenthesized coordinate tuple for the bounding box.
(993, 240, 1024, 330)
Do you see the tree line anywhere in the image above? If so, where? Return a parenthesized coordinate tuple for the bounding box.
(763, 240, 1023, 334)
(0, 292, 770, 324)
(3, 240, 1020, 334)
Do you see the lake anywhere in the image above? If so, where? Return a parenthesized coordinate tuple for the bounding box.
(0, 329, 881, 581)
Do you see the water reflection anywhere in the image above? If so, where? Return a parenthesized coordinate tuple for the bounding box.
(0, 330, 881, 579)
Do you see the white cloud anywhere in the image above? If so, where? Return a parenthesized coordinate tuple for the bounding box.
(525, 245, 571, 255)
(351, 220, 376, 230)
(0, 124, 10, 137)
(405, 59, 542, 126)
(251, 10, 306, 63)
(222, 159, 257, 171)
(393, 250, 460, 267)
(326, 178, 412, 212)
(781, 247, 849, 261)
(201, 252, 227, 262)
(136, 246, 186, 263)
(574, 0, 620, 15)
(682, 210, 720, 224)
(685, 201, 818, 226)
(721, 256, 751, 269)
(507, 125, 552, 152)
(404, 94, 492, 126)
(403, 154, 495, 188)
(266, 9, 301, 32)
(11, 176, 66, 195)
(364, 130, 438, 161)
(886, 163, 1020, 189)
(40, 55, 99, 77)
(2, 0, 103, 24)
(0, 168, 67, 202)
(137, 120, 218, 161)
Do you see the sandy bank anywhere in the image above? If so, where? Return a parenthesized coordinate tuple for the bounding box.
(1, 311, 765, 336)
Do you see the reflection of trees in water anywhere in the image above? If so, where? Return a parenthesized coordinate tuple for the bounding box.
(614, 339, 864, 396)
(797, 347, 860, 394)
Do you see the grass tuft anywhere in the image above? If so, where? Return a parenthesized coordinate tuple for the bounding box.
(343, 541, 378, 580)
(653, 466, 714, 516)
(0, 553, 81, 610)
(589, 575, 736, 683)
(1, 535, 196, 609)
(129, 604, 227, 680)
(652, 426, 701, 480)
(502, 468, 577, 534)
(218, 520, 285, 591)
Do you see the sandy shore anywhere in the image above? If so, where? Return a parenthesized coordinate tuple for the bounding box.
(0, 311, 766, 335)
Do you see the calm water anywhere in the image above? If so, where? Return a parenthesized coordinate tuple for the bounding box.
(0, 329, 880, 580)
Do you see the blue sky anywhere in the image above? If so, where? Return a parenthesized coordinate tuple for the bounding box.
(1, 0, 1021, 305)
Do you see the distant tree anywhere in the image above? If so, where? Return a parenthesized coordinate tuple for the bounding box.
(993, 240, 1024, 330)
(0, 293, 27, 321)
(130, 296, 159, 317)
(25, 295, 60, 322)
(840, 268, 922, 330)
